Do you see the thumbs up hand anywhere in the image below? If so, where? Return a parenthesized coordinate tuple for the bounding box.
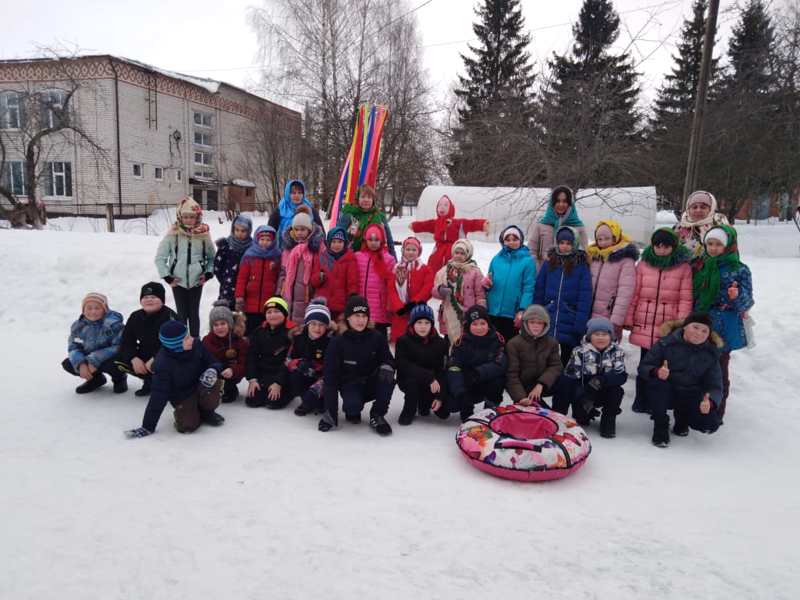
(728, 281, 739, 300)
(699, 393, 711, 415)
(657, 360, 670, 381)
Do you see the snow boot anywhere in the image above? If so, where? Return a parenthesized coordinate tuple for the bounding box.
(652, 418, 670, 448)
(369, 415, 392, 436)
(76, 373, 107, 394)
(599, 410, 616, 439)
(398, 412, 414, 426)
(672, 409, 689, 437)
(135, 378, 152, 397)
(221, 382, 239, 403)
(345, 413, 361, 425)
(294, 403, 313, 416)
(318, 411, 336, 432)
(201, 411, 225, 427)
(112, 376, 128, 394)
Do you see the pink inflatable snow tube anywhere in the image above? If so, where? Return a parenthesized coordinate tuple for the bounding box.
(455, 404, 591, 481)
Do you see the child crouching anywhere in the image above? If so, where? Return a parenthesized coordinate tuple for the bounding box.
(395, 304, 450, 425)
(245, 297, 292, 409)
(62, 292, 127, 394)
(555, 317, 627, 438)
(202, 301, 249, 403)
(125, 320, 224, 437)
(288, 299, 335, 416)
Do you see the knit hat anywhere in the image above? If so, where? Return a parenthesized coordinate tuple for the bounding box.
(451, 239, 473, 261)
(500, 225, 524, 245)
(255, 225, 276, 242)
(686, 190, 715, 209)
(209, 300, 234, 331)
(409, 303, 434, 326)
(464, 304, 490, 327)
(264, 296, 289, 317)
(140, 282, 165, 304)
(586, 316, 614, 337)
(345, 295, 370, 319)
(556, 226, 576, 244)
(327, 226, 348, 245)
(304, 297, 331, 326)
(651, 227, 679, 248)
(402, 236, 422, 254)
(159, 320, 187, 352)
(704, 227, 729, 247)
(683, 311, 712, 329)
(521, 304, 550, 337)
(292, 211, 313, 230)
(82, 292, 109, 314)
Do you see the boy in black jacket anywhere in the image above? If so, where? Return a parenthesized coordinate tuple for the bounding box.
(289, 299, 334, 416)
(125, 320, 224, 437)
(448, 305, 508, 422)
(318, 295, 394, 435)
(115, 282, 177, 396)
(395, 303, 450, 425)
(639, 312, 724, 448)
(246, 297, 292, 409)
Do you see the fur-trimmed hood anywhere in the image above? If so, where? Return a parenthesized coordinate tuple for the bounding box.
(660, 319, 725, 349)
(545, 246, 589, 266)
(603, 242, 640, 263)
(281, 221, 325, 252)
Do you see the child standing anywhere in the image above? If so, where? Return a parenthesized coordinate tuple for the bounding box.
(337, 185, 397, 259)
(277, 209, 325, 324)
(586, 219, 638, 341)
(692, 225, 754, 417)
(432, 239, 486, 345)
(533, 226, 592, 366)
(213, 214, 253, 308)
(245, 297, 292, 409)
(269, 179, 325, 249)
(556, 317, 627, 438)
(315, 227, 359, 321)
(354, 223, 396, 337)
(235, 225, 281, 335)
(124, 320, 224, 437)
(625, 228, 693, 413)
(639, 312, 724, 448)
(410, 194, 488, 274)
(484, 225, 536, 342)
(395, 304, 450, 425)
(528, 186, 590, 269)
(288, 299, 334, 417)
(62, 292, 127, 394)
(675, 190, 729, 258)
(447, 305, 508, 421)
(318, 296, 394, 435)
(388, 236, 434, 343)
(505, 304, 563, 408)
(154, 196, 216, 337)
(202, 301, 249, 404)
(116, 282, 177, 397)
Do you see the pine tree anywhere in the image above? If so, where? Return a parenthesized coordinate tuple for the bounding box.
(538, 0, 641, 188)
(726, 0, 774, 95)
(448, 0, 536, 186)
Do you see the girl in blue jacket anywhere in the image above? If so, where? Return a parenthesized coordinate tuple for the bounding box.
(483, 225, 536, 342)
(533, 226, 592, 366)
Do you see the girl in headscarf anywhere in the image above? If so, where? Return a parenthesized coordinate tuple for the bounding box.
(268, 179, 325, 249)
(432, 239, 486, 345)
(336, 185, 397, 260)
(213, 214, 253, 308)
(675, 190, 729, 258)
(528, 186, 589, 269)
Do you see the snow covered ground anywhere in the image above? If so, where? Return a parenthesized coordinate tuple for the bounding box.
(1, 216, 799, 599)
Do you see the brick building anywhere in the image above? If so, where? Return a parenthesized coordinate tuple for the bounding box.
(0, 55, 301, 216)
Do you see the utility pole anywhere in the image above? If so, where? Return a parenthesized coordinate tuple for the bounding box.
(682, 0, 721, 208)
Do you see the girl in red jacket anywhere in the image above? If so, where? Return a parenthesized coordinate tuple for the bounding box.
(410, 194, 488, 275)
(388, 236, 434, 343)
(235, 225, 281, 335)
(202, 301, 249, 403)
(315, 227, 359, 322)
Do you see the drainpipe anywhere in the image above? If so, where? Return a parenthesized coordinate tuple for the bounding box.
(108, 57, 123, 215)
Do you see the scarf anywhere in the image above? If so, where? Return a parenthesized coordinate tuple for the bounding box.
(395, 259, 421, 303)
(692, 225, 743, 312)
(539, 203, 584, 229)
(341, 203, 386, 251)
(243, 226, 281, 261)
(586, 219, 632, 261)
(226, 215, 253, 253)
(277, 179, 313, 242)
(641, 243, 692, 269)
(434, 258, 480, 343)
(282, 240, 316, 306)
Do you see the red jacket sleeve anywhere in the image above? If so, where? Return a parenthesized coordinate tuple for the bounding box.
(457, 218, 487, 234)
(410, 218, 436, 234)
(235, 257, 250, 299)
(310, 253, 325, 290)
(387, 277, 405, 312)
(346, 259, 359, 297)
(232, 338, 249, 381)
(410, 265, 434, 304)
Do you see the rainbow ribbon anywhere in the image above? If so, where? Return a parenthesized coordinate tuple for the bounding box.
(328, 104, 389, 228)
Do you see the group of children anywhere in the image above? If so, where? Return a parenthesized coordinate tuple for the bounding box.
(63, 185, 754, 449)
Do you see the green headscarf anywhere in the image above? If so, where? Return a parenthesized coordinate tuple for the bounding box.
(692, 224, 743, 312)
(341, 203, 385, 251)
(641, 228, 692, 269)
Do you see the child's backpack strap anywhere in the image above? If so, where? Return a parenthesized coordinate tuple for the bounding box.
(169, 235, 179, 276)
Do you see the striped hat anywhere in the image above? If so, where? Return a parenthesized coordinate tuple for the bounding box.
(159, 320, 187, 352)
(304, 297, 331, 325)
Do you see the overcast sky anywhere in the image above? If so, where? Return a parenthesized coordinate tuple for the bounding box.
(1, 0, 784, 110)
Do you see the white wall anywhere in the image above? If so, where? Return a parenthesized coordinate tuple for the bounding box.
(416, 185, 657, 246)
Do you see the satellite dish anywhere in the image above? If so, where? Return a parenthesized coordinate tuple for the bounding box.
(172, 130, 182, 142)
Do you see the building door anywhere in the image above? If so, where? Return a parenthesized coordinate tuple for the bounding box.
(192, 187, 203, 204)
(206, 189, 218, 211)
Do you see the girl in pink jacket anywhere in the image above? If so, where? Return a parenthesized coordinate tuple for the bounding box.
(432, 239, 486, 345)
(587, 219, 638, 341)
(354, 223, 397, 337)
(625, 228, 693, 412)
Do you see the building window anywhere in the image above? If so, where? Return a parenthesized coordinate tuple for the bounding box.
(154, 167, 163, 180)
(194, 151, 213, 166)
(193, 131, 213, 147)
(132, 163, 143, 178)
(176, 170, 182, 182)
(39, 89, 68, 129)
(0, 92, 22, 129)
(193, 111, 213, 128)
(44, 161, 72, 197)
(1, 160, 26, 195)
(194, 171, 214, 179)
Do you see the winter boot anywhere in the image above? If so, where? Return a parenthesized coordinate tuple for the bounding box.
(652, 418, 670, 448)
(672, 409, 690, 437)
(369, 415, 393, 436)
(135, 378, 152, 397)
(112, 375, 128, 394)
(76, 373, 107, 394)
(398, 412, 414, 426)
(294, 403, 313, 416)
(600, 410, 616, 439)
(345, 413, 362, 425)
(201, 411, 225, 427)
(221, 382, 239, 403)
(318, 411, 336, 432)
